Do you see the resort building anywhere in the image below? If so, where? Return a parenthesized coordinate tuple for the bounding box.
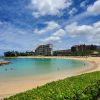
(71, 44, 98, 52)
(35, 44, 53, 56)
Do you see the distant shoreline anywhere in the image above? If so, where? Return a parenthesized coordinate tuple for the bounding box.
(0, 56, 100, 99)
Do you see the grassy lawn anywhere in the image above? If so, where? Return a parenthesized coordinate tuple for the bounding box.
(5, 71, 100, 100)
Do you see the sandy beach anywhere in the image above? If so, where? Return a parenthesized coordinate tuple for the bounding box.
(0, 56, 100, 99)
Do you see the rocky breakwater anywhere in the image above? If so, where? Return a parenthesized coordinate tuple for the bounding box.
(0, 61, 10, 66)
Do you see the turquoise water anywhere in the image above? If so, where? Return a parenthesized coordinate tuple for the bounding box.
(0, 58, 87, 79)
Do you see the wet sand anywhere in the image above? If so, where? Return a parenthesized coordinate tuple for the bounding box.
(0, 56, 100, 99)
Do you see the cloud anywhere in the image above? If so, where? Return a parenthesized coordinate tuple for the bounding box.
(28, 0, 100, 45)
(34, 21, 66, 43)
(65, 22, 93, 37)
(68, 8, 77, 16)
(64, 0, 100, 25)
(36, 19, 100, 45)
(53, 29, 66, 37)
(44, 36, 60, 43)
(30, 0, 72, 17)
(87, 0, 100, 15)
(43, 29, 66, 43)
(34, 21, 60, 34)
(93, 21, 100, 28)
(65, 21, 100, 44)
(0, 21, 38, 51)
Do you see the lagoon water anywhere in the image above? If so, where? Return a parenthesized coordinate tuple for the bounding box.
(0, 58, 87, 80)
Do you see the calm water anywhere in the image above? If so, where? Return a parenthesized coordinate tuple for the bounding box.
(0, 58, 88, 80)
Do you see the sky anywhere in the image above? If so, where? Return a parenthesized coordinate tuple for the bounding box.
(0, 0, 100, 55)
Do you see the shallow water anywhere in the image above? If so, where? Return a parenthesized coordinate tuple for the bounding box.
(0, 58, 88, 80)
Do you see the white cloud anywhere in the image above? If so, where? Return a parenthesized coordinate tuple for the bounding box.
(38, 19, 100, 44)
(65, 22, 93, 37)
(93, 21, 100, 28)
(65, 21, 100, 44)
(43, 29, 66, 42)
(65, 0, 100, 25)
(0, 21, 37, 51)
(68, 8, 77, 16)
(87, 0, 100, 15)
(34, 21, 66, 43)
(53, 29, 66, 37)
(44, 36, 60, 42)
(34, 21, 60, 34)
(31, 0, 72, 17)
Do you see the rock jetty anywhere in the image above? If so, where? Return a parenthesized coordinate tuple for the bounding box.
(0, 61, 10, 65)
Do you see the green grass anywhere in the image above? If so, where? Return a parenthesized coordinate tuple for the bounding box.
(5, 71, 100, 100)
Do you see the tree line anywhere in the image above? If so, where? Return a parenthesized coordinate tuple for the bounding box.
(4, 51, 35, 57)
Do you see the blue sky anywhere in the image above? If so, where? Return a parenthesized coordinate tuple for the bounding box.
(0, 0, 100, 55)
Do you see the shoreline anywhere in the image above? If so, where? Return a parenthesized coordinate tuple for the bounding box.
(0, 56, 100, 99)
